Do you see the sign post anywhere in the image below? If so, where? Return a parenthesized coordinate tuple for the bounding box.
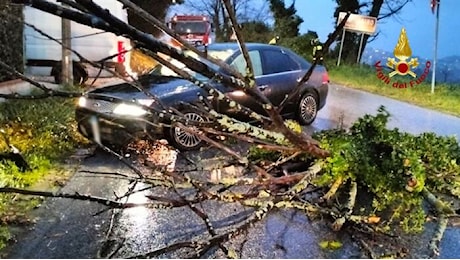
(357, 33, 365, 63)
(431, 0, 440, 94)
(336, 12, 377, 66)
(337, 29, 346, 66)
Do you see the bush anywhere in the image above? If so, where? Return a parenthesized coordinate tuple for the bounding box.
(248, 107, 460, 233)
(0, 97, 83, 159)
(314, 106, 460, 232)
(279, 34, 315, 62)
(0, 95, 85, 250)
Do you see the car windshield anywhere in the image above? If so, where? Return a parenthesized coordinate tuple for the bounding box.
(173, 21, 208, 34)
(148, 48, 235, 81)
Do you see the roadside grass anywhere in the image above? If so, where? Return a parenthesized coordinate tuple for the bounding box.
(0, 93, 86, 250)
(328, 64, 460, 117)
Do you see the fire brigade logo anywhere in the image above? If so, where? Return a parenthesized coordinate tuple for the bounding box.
(375, 28, 431, 88)
(387, 28, 418, 77)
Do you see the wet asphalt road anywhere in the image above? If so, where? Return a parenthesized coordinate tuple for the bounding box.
(4, 84, 460, 258)
(4, 154, 133, 258)
(313, 84, 460, 139)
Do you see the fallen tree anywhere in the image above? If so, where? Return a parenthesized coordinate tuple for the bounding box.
(1, 0, 459, 258)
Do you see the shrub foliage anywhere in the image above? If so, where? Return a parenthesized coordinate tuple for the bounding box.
(314, 106, 460, 232)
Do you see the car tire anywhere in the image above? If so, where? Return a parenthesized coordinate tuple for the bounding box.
(166, 110, 207, 151)
(297, 92, 318, 125)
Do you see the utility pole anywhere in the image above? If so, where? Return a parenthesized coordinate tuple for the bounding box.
(431, 0, 440, 94)
(61, 3, 73, 85)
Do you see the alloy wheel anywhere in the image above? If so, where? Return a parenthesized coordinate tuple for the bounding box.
(299, 93, 318, 125)
(173, 112, 205, 149)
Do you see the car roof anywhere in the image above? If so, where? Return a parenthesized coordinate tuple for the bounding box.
(205, 42, 282, 52)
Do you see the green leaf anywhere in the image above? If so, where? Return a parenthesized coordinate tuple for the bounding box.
(319, 240, 342, 250)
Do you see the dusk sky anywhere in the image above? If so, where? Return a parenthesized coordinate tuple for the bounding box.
(294, 0, 459, 59)
(170, 0, 459, 59)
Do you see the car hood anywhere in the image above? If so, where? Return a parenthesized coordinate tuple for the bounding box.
(88, 75, 201, 102)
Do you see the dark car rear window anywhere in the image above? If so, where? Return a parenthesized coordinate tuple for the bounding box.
(261, 49, 301, 75)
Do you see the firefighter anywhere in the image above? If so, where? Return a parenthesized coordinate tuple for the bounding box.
(268, 35, 280, 45)
(311, 38, 323, 63)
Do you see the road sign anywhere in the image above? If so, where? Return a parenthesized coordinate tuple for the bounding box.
(337, 12, 377, 35)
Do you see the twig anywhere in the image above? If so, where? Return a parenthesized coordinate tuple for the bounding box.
(202, 127, 304, 154)
(116, 0, 245, 81)
(0, 61, 82, 99)
(323, 175, 344, 202)
(265, 151, 301, 172)
(429, 215, 448, 257)
(222, 0, 256, 87)
(93, 142, 145, 179)
(332, 180, 357, 231)
(138, 47, 269, 124)
(422, 188, 452, 257)
(277, 12, 351, 112)
(175, 122, 271, 179)
(281, 162, 323, 198)
(355, 236, 377, 259)
(129, 201, 274, 258)
(172, 186, 231, 257)
(0, 187, 128, 208)
(422, 188, 454, 215)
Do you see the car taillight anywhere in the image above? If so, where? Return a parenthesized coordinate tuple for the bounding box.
(322, 71, 330, 84)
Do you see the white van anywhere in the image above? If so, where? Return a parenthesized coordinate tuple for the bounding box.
(23, 0, 132, 84)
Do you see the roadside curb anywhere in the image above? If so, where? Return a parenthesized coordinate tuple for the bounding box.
(0, 79, 23, 88)
(0, 79, 60, 102)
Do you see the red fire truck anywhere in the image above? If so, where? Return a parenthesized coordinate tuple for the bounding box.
(169, 14, 213, 46)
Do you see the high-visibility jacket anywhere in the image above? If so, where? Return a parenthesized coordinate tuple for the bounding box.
(268, 37, 278, 45)
(313, 45, 323, 61)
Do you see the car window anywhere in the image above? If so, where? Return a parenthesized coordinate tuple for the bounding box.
(261, 49, 301, 75)
(149, 50, 216, 81)
(229, 50, 263, 77)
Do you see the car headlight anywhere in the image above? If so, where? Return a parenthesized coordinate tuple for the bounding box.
(78, 96, 87, 107)
(137, 99, 154, 107)
(113, 103, 148, 116)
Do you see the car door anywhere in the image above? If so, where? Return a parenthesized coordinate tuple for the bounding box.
(218, 47, 302, 117)
(224, 49, 268, 115)
(258, 48, 303, 114)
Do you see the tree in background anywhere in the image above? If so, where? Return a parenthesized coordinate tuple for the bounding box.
(333, 0, 412, 64)
(183, 0, 271, 42)
(0, 0, 23, 82)
(279, 30, 319, 62)
(239, 21, 272, 43)
(127, 0, 184, 37)
(268, 0, 303, 39)
(267, 0, 320, 62)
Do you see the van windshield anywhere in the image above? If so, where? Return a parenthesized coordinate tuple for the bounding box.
(173, 21, 208, 34)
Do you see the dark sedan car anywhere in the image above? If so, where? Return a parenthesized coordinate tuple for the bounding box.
(76, 43, 329, 150)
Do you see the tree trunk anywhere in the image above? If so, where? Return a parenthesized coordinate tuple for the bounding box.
(212, 1, 224, 42)
(359, 0, 384, 62)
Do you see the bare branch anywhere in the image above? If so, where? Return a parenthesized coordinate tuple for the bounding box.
(116, 0, 245, 81)
(0, 60, 82, 99)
